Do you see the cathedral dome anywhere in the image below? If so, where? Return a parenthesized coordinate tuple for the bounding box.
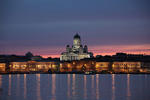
(74, 33, 80, 39)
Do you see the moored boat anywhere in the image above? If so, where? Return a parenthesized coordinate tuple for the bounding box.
(84, 71, 96, 75)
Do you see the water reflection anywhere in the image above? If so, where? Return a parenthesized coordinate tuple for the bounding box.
(96, 74, 99, 100)
(8, 75, 11, 96)
(127, 74, 131, 100)
(51, 74, 56, 100)
(24, 74, 27, 99)
(36, 74, 41, 100)
(83, 75, 87, 99)
(0, 75, 1, 88)
(0, 74, 150, 100)
(17, 74, 20, 96)
(91, 75, 95, 100)
(112, 74, 115, 100)
(91, 75, 94, 88)
(72, 74, 76, 96)
(0, 75, 2, 98)
(145, 74, 147, 79)
(67, 74, 71, 98)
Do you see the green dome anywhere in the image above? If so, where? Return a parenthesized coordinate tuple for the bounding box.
(74, 33, 80, 39)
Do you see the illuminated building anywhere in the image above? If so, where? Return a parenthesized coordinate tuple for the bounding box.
(60, 33, 93, 61)
(60, 61, 147, 73)
(0, 63, 6, 72)
(9, 61, 59, 72)
(60, 60, 96, 72)
(112, 62, 141, 72)
(9, 61, 27, 72)
(95, 62, 110, 72)
(1, 52, 150, 73)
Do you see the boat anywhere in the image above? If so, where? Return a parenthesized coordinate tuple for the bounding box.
(84, 71, 96, 75)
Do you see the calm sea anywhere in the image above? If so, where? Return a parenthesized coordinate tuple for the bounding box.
(0, 74, 150, 100)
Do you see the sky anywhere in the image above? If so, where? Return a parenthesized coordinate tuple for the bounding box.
(0, 0, 150, 58)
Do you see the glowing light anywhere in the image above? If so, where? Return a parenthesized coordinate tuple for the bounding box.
(0, 63, 6, 72)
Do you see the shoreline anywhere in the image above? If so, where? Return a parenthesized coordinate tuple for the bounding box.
(0, 71, 150, 75)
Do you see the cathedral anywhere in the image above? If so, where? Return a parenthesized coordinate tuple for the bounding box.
(60, 33, 93, 61)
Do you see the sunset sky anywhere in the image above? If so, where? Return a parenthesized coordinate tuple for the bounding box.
(0, 0, 150, 58)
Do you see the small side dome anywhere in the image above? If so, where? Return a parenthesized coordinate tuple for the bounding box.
(25, 52, 33, 57)
(66, 45, 70, 47)
(74, 33, 80, 39)
(25, 52, 33, 59)
(84, 45, 87, 48)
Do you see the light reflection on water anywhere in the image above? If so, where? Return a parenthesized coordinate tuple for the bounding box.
(51, 74, 56, 100)
(24, 74, 26, 99)
(0, 74, 150, 100)
(72, 74, 76, 97)
(0, 75, 2, 88)
(91, 75, 95, 100)
(84, 75, 87, 99)
(96, 74, 99, 100)
(36, 74, 41, 100)
(8, 75, 11, 96)
(67, 74, 70, 98)
(127, 74, 131, 100)
(17, 74, 20, 96)
(112, 74, 115, 100)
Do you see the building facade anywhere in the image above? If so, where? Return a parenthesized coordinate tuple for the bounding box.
(95, 62, 111, 72)
(112, 62, 141, 72)
(59, 61, 143, 73)
(9, 61, 59, 72)
(60, 34, 93, 61)
(0, 61, 150, 73)
(0, 63, 6, 72)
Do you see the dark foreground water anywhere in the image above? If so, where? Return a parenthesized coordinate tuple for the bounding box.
(0, 74, 150, 100)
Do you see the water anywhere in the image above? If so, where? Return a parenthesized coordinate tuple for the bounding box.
(0, 74, 150, 100)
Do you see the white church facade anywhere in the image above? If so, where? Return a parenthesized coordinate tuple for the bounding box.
(60, 34, 93, 61)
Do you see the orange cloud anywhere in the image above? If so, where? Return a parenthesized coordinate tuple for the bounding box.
(1, 44, 150, 58)
(40, 44, 150, 58)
